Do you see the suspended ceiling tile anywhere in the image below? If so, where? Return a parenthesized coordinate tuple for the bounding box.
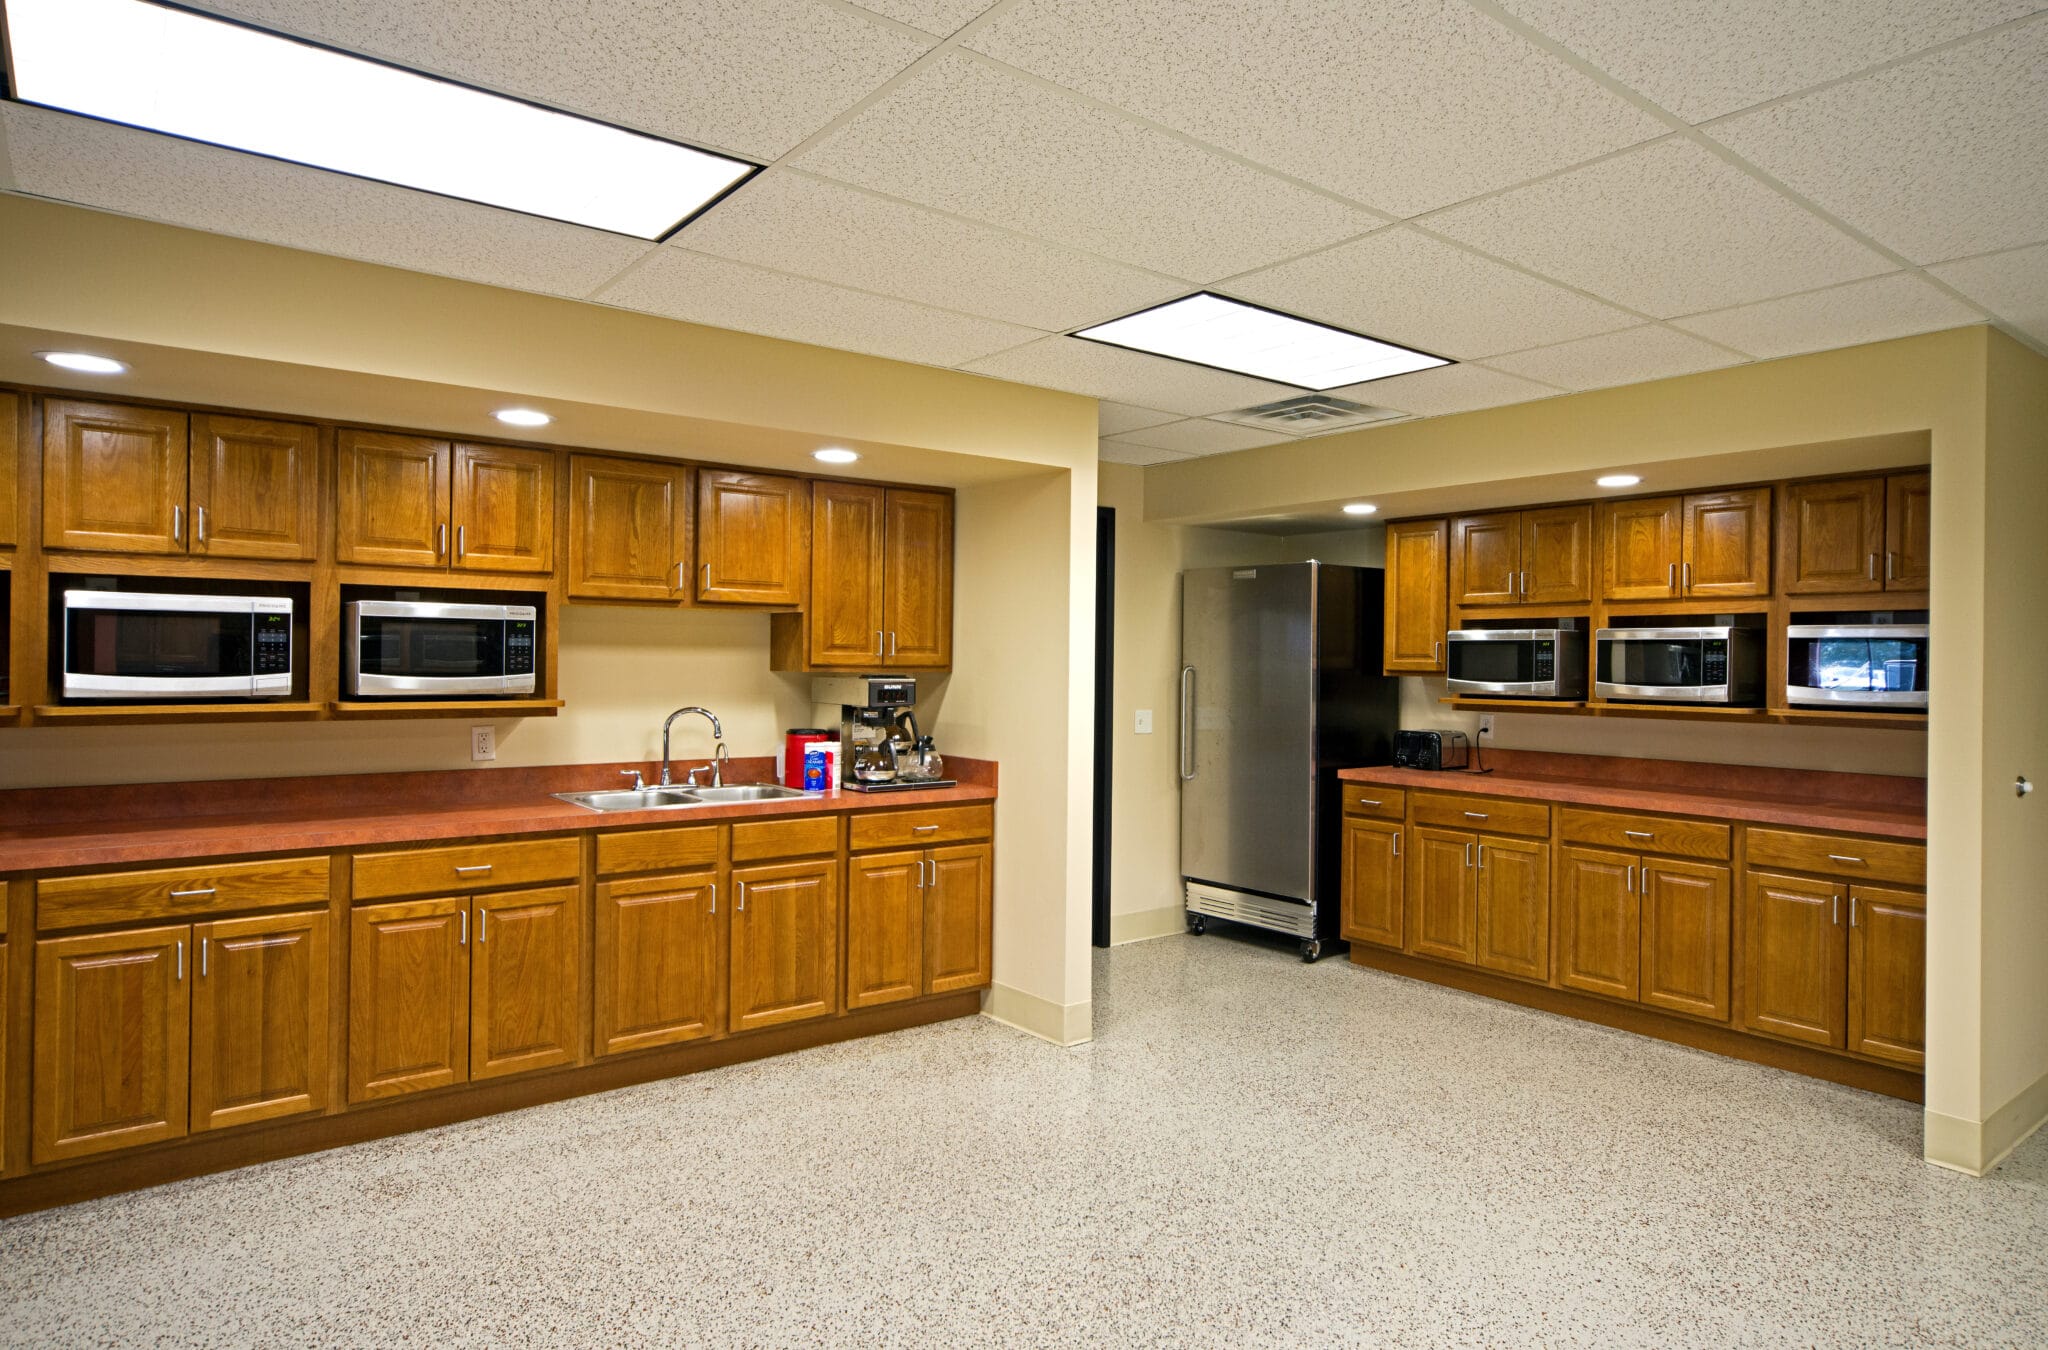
(1485, 325, 1743, 391)
(1105, 418, 1298, 455)
(1097, 401, 1183, 435)
(1426, 138, 1892, 317)
(1707, 19, 2048, 264)
(849, 0, 998, 36)
(596, 248, 1044, 368)
(962, 335, 1300, 416)
(1930, 242, 2048, 347)
(1098, 439, 1195, 466)
(965, 0, 1663, 218)
(1325, 362, 1564, 417)
(793, 52, 1384, 281)
(0, 104, 651, 298)
(1495, 0, 2043, 124)
(1671, 273, 1984, 359)
(672, 170, 1185, 332)
(1224, 227, 1639, 361)
(188, 0, 933, 160)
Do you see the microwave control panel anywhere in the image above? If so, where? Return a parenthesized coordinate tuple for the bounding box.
(1702, 640, 1728, 684)
(1532, 641, 1555, 681)
(254, 612, 292, 675)
(506, 620, 536, 676)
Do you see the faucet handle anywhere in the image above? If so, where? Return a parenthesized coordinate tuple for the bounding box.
(619, 769, 646, 791)
(685, 765, 712, 787)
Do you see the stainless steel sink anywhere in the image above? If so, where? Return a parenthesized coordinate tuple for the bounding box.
(553, 787, 704, 812)
(685, 784, 816, 803)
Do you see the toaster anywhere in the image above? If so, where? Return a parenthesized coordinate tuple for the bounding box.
(1393, 729, 1471, 771)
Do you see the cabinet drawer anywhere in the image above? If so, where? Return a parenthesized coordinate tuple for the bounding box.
(1559, 808, 1730, 862)
(1411, 792, 1549, 839)
(596, 825, 718, 878)
(848, 804, 994, 852)
(730, 815, 838, 863)
(352, 837, 581, 900)
(39, 855, 331, 930)
(1342, 785, 1406, 821)
(1745, 828, 1924, 887)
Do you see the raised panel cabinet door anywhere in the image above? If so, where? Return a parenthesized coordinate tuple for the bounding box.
(42, 399, 190, 555)
(0, 389, 20, 548)
(729, 858, 839, 1032)
(882, 488, 954, 668)
(1449, 512, 1520, 607)
(1681, 488, 1771, 597)
(1384, 519, 1448, 672)
(452, 442, 555, 574)
(190, 910, 331, 1133)
(1884, 472, 1931, 590)
(594, 872, 723, 1056)
(697, 470, 809, 606)
(1599, 497, 1682, 601)
(1782, 476, 1885, 595)
(1741, 871, 1846, 1049)
(1639, 860, 1731, 1022)
(335, 429, 450, 569)
(1340, 820, 1404, 949)
(567, 455, 691, 601)
(1409, 827, 1477, 965)
(926, 842, 994, 995)
(808, 481, 886, 666)
(1520, 504, 1593, 605)
(188, 414, 319, 560)
(33, 925, 191, 1164)
(1848, 885, 1926, 1068)
(347, 897, 469, 1102)
(1475, 835, 1550, 982)
(847, 850, 924, 1009)
(471, 885, 581, 1080)
(1555, 846, 1639, 1001)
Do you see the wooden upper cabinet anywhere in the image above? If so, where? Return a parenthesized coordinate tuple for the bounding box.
(469, 885, 580, 1081)
(729, 857, 838, 1032)
(34, 925, 191, 1164)
(1520, 505, 1591, 606)
(594, 871, 724, 1055)
(452, 442, 554, 574)
(1848, 884, 1925, 1068)
(348, 897, 469, 1102)
(697, 470, 808, 606)
(189, 414, 319, 560)
(1450, 512, 1520, 606)
(1639, 859, 1731, 1022)
(1885, 472, 1932, 590)
(1782, 476, 1886, 595)
(1600, 496, 1683, 601)
(1682, 488, 1771, 597)
(847, 849, 924, 1009)
(1340, 819, 1404, 949)
(1383, 519, 1448, 673)
(567, 454, 691, 602)
(925, 842, 993, 995)
(1556, 845, 1638, 1002)
(336, 430, 450, 570)
(809, 482, 887, 666)
(190, 910, 331, 1133)
(882, 488, 953, 668)
(1741, 870, 1845, 1049)
(0, 389, 19, 548)
(1474, 835, 1549, 982)
(1409, 826, 1477, 965)
(42, 399, 190, 555)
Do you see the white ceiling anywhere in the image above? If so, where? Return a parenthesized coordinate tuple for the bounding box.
(2, 0, 2044, 469)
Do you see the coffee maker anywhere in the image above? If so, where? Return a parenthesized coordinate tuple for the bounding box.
(811, 675, 953, 791)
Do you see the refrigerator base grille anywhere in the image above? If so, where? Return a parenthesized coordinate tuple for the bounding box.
(1184, 882, 1316, 939)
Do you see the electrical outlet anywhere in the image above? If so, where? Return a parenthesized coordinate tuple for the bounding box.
(1135, 709, 1154, 734)
(1478, 715, 1495, 739)
(471, 725, 497, 762)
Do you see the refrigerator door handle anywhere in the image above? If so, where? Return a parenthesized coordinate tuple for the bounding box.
(1179, 665, 1197, 780)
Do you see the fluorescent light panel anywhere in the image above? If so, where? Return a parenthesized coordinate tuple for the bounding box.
(2, 0, 758, 240)
(1074, 293, 1449, 391)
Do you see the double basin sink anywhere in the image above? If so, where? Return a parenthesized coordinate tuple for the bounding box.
(555, 783, 819, 813)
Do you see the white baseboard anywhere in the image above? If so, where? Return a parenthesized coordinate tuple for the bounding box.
(981, 982, 1092, 1046)
(1109, 904, 1187, 945)
(1925, 1067, 2048, 1175)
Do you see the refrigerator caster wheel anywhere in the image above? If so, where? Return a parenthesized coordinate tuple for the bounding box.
(1300, 940, 1322, 963)
(1188, 917, 1206, 935)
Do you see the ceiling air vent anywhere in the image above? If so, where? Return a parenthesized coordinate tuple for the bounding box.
(1213, 394, 1408, 435)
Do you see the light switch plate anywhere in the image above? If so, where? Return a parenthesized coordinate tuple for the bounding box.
(471, 725, 497, 761)
(1135, 709, 1154, 734)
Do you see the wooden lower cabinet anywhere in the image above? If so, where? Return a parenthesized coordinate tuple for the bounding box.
(348, 898, 470, 1102)
(926, 843, 993, 995)
(1742, 871, 1846, 1049)
(846, 850, 924, 1009)
(1409, 827, 1477, 964)
(190, 911, 331, 1133)
(1639, 860, 1731, 1022)
(1848, 885, 1926, 1069)
(469, 886, 580, 1081)
(594, 871, 724, 1055)
(1340, 819, 1404, 949)
(1474, 836, 1549, 982)
(729, 858, 839, 1032)
(34, 926, 191, 1163)
(1556, 846, 1639, 1001)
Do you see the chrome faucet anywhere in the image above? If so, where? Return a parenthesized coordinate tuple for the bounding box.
(660, 707, 725, 787)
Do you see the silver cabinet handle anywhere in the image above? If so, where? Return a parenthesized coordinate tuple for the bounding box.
(708, 881, 717, 915)
(1827, 854, 1864, 865)
(175, 939, 184, 981)
(1866, 552, 1878, 581)
(676, 561, 685, 591)
(1885, 552, 1896, 582)
(736, 880, 747, 912)
(916, 859, 928, 890)
(876, 630, 884, 657)
(454, 864, 493, 874)
(1391, 831, 1401, 858)
(200, 937, 209, 978)
(1358, 798, 1381, 807)
(1477, 843, 1486, 869)
(1682, 561, 1692, 590)
(1851, 896, 1860, 928)
(459, 910, 468, 945)
(1624, 829, 1653, 840)
(1463, 811, 1488, 820)
(437, 522, 447, 557)
(1179, 666, 1197, 781)
(1626, 864, 1636, 893)
(1464, 841, 1474, 868)
(1521, 570, 1529, 596)
(195, 506, 207, 544)
(702, 562, 711, 591)
(172, 504, 183, 543)
(478, 908, 488, 943)
(170, 887, 217, 898)
(456, 524, 466, 560)
(1831, 894, 1840, 925)
(1433, 639, 1442, 664)
(1667, 562, 1676, 589)
(913, 824, 939, 834)
(889, 631, 898, 657)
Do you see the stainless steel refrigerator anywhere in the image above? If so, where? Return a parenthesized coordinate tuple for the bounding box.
(1179, 561, 1397, 961)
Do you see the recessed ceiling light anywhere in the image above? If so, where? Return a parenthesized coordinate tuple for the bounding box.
(2, 0, 758, 240)
(1342, 503, 1378, 516)
(36, 350, 129, 374)
(493, 408, 552, 428)
(1073, 293, 1450, 391)
(1596, 474, 1643, 488)
(813, 448, 860, 465)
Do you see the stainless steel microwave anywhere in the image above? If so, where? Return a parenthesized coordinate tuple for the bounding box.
(1444, 627, 1587, 699)
(345, 600, 537, 697)
(1595, 626, 1764, 705)
(1785, 623, 1928, 710)
(62, 590, 293, 699)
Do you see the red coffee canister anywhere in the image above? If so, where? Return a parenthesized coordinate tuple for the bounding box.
(781, 729, 831, 787)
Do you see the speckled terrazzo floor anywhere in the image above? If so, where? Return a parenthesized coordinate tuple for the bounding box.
(2, 934, 2044, 1348)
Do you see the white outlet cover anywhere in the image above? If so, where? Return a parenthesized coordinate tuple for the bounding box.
(1135, 709, 1154, 734)
(471, 725, 497, 761)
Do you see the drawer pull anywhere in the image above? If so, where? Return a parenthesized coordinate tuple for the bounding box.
(1827, 854, 1864, 865)
(1357, 798, 1381, 807)
(454, 864, 494, 874)
(913, 824, 939, 834)
(1463, 811, 1487, 820)
(169, 887, 217, 898)
(1624, 830, 1653, 840)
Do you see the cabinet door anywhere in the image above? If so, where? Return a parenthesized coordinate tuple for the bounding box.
(335, 430, 449, 569)
(847, 850, 924, 1009)
(1, 389, 21, 548)
(1409, 827, 1476, 964)
(190, 911, 331, 1133)
(808, 481, 886, 667)
(1884, 472, 1931, 590)
(1449, 512, 1520, 606)
(926, 842, 993, 995)
(730, 858, 838, 1031)
(189, 414, 319, 560)
(1782, 477, 1884, 594)
(1639, 859, 1731, 1022)
(1600, 497, 1681, 601)
(594, 872, 723, 1055)
(1383, 520, 1448, 672)
(1521, 505, 1592, 605)
(697, 470, 808, 606)
(1681, 488, 1771, 597)
(567, 454, 692, 601)
(470, 886, 580, 1080)
(33, 925, 191, 1163)
(1556, 846, 1638, 1001)
(348, 897, 468, 1102)
(1475, 835, 1549, 982)
(452, 442, 555, 574)
(882, 488, 954, 668)
(42, 399, 189, 555)
(1741, 871, 1845, 1048)
(1848, 885, 1925, 1068)
(1340, 820, 1404, 949)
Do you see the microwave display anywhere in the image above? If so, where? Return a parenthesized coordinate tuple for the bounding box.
(345, 600, 537, 697)
(61, 592, 293, 699)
